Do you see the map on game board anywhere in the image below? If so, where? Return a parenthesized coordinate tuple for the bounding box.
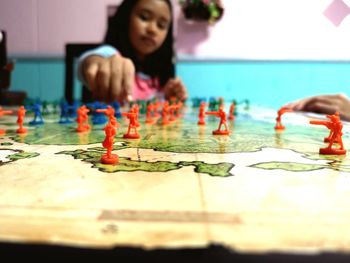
(1, 104, 350, 253)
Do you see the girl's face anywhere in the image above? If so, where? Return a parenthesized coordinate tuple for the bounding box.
(129, 0, 171, 61)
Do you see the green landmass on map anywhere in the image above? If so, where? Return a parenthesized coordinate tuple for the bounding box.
(252, 161, 350, 172)
(0, 148, 39, 165)
(7, 117, 325, 154)
(0, 142, 13, 146)
(179, 161, 234, 177)
(9, 152, 40, 161)
(57, 149, 234, 177)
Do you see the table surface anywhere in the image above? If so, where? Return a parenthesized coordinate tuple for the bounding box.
(0, 104, 350, 255)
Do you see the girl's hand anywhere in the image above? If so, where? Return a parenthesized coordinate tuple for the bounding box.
(285, 93, 350, 121)
(82, 54, 135, 103)
(163, 77, 188, 101)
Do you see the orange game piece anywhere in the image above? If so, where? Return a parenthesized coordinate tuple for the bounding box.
(122, 110, 140, 139)
(197, 102, 207, 125)
(206, 105, 230, 135)
(175, 101, 183, 118)
(228, 102, 235, 121)
(145, 102, 155, 124)
(0, 107, 13, 135)
(96, 106, 119, 128)
(310, 112, 346, 155)
(76, 105, 90, 132)
(275, 107, 293, 130)
(0, 107, 13, 117)
(101, 123, 118, 164)
(16, 106, 27, 134)
(132, 104, 141, 127)
(153, 100, 162, 118)
(168, 104, 177, 122)
(161, 101, 170, 125)
(169, 97, 178, 122)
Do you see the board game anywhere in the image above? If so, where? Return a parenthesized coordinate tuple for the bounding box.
(1, 103, 350, 254)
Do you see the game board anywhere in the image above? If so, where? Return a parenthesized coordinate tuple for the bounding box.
(1, 104, 350, 253)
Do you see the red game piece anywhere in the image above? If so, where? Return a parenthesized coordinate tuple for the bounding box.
(131, 104, 141, 127)
(145, 102, 155, 124)
(101, 123, 118, 164)
(206, 105, 230, 135)
(168, 97, 178, 122)
(275, 107, 293, 130)
(168, 104, 177, 122)
(161, 101, 170, 125)
(0, 107, 13, 135)
(228, 102, 235, 121)
(122, 110, 140, 139)
(175, 101, 183, 118)
(76, 105, 90, 132)
(310, 112, 346, 155)
(16, 106, 27, 134)
(96, 106, 119, 128)
(197, 102, 207, 125)
(154, 100, 163, 118)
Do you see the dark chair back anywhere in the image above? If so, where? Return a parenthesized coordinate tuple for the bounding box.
(0, 30, 7, 68)
(64, 43, 100, 103)
(0, 30, 12, 91)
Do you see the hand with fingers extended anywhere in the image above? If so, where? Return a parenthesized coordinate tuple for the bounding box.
(285, 93, 350, 121)
(163, 77, 188, 102)
(82, 54, 135, 103)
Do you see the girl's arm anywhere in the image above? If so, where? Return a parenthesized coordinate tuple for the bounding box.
(285, 93, 350, 121)
(77, 45, 135, 103)
(77, 45, 117, 85)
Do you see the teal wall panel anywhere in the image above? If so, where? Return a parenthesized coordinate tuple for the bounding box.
(38, 61, 65, 102)
(8, 58, 350, 109)
(10, 59, 65, 102)
(177, 61, 350, 109)
(10, 60, 41, 99)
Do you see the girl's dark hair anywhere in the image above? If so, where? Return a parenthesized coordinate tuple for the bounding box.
(104, 0, 175, 86)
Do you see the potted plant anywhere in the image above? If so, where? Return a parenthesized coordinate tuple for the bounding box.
(179, 0, 224, 24)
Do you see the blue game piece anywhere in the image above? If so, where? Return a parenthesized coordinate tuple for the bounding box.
(69, 101, 80, 118)
(111, 101, 122, 118)
(58, 100, 73, 124)
(28, 102, 44, 125)
(87, 101, 108, 125)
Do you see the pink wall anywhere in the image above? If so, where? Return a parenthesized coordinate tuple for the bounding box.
(1, 0, 348, 60)
(0, 0, 38, 56)
(0, 0, 229, 58)
(0, 0, 123, 56)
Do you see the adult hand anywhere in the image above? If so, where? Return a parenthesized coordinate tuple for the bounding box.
(82, 54, 135, 103)
(285, 93, 350, 121)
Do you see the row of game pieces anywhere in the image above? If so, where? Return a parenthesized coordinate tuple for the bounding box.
(18, 97, 158, 116)
(0, 99, 186, 166)
(99, 97, 248, 165)
(191, 96, 250, 111)
(0, 99, 346, 158)
(97, 99, 185, 165)
(6, 96, 246, 129)
(195, 102, 347, 156)
(274, 107, 346, 155)
(0, 98, 185, 132)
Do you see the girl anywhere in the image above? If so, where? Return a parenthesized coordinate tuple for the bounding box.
(79, 0, 187, 103)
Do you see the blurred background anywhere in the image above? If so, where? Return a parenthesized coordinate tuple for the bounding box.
(1, 0, 350, 108)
